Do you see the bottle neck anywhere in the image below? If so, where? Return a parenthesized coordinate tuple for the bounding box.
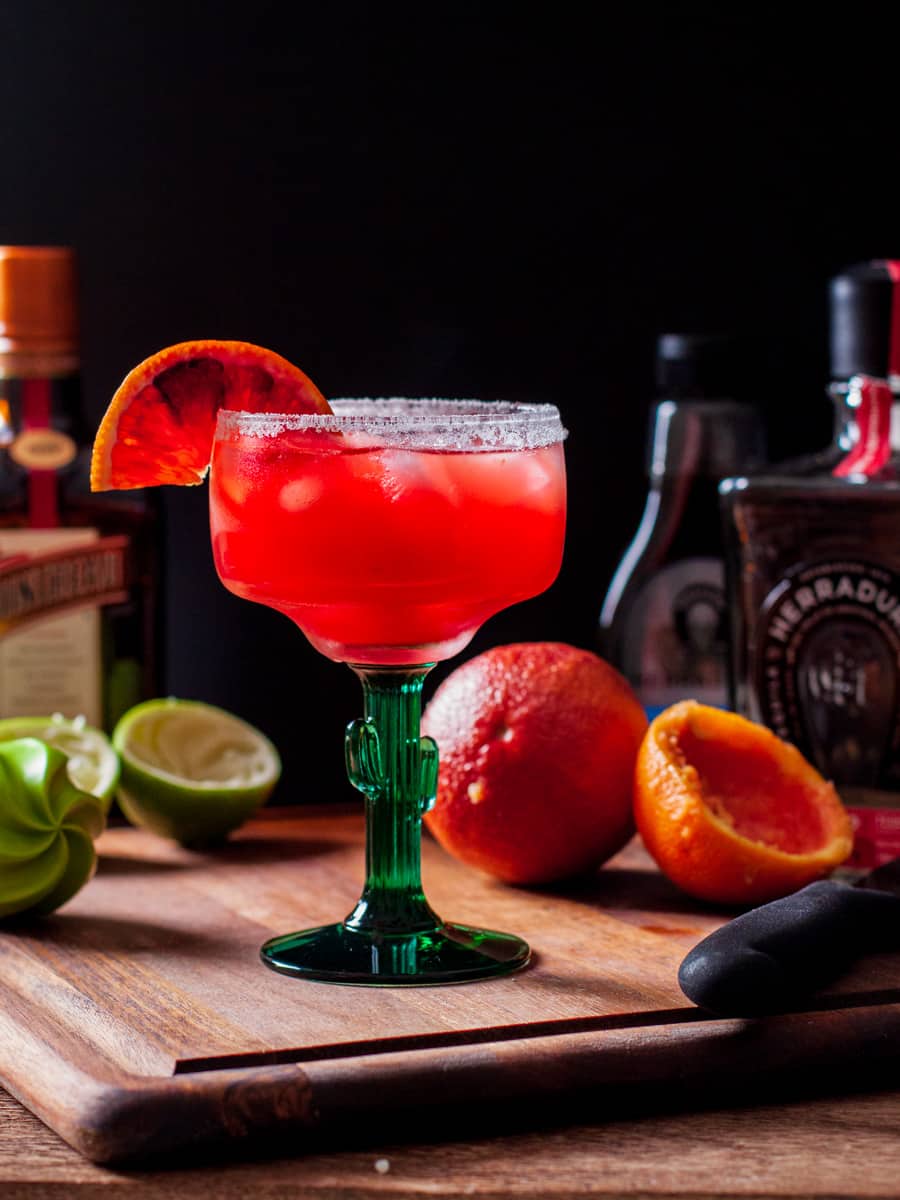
(0, 367, 86, 528)
(829, 379, 900, 453)
(648, 398, 765, 482)
(0, 360, 83, 436)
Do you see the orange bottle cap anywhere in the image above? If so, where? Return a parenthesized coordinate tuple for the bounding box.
(0, 246, 79, 355)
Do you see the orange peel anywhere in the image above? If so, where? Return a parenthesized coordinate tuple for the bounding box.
(634, 701, 853, 905)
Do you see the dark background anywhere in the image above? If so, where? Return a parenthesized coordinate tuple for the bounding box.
(2, 4, 897, 801)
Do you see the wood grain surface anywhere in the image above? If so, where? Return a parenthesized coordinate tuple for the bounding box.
(4, 1082, 900, 1198)
(2, 809, 900, 1167)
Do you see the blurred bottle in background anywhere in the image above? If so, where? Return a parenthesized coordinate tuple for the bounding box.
(0, 246, 158, 728)
(721, 261, 900, 867)
(599, 334, 765, 718)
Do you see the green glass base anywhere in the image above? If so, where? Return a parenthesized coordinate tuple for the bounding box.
(260, 921, 530, 986)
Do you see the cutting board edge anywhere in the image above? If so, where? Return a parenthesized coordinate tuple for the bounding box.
(6, 993, 900, 1164)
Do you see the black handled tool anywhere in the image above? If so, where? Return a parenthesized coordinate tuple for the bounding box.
(678, 862, 900, 1017)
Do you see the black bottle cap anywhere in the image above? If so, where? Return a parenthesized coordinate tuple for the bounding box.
(829, 260, 899, 380)
(656, 333, 739, 398)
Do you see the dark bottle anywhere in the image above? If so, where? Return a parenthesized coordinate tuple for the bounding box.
(600, 334, 765, 717)
(721, 260, 900, 867)
(0, 246, 159, 728)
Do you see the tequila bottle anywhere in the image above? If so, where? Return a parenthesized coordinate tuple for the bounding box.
(721, 260, 900, 866)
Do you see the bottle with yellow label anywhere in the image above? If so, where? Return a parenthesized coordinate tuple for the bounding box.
(0, 246, 159, 728)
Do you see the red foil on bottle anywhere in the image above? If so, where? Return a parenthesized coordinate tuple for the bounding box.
(832, 261, 900, 480)
(21, 378, 59, 528)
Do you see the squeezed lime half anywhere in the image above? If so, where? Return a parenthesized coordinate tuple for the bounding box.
(0, 715, 120, 811)
(112, 698, 281, 846)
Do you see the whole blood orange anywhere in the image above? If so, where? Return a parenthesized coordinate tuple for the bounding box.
(91, 339, 330, 491)
(634, 701, 854, 905)
(422, 643, 647, 884)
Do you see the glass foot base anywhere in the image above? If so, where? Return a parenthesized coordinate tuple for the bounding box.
(260, 921, 530, 986)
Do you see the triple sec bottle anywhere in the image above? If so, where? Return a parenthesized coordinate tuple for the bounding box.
(0, 246, 158, 728)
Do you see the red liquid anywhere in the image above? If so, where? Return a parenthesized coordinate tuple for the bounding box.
(210, 427, 566, 664)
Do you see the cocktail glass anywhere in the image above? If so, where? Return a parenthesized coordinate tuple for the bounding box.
(209, 399, 567, 985)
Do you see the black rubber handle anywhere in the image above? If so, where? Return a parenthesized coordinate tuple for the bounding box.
(678, 881, 900, 1017)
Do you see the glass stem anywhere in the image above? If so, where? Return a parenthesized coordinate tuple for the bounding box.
(343, 665, 441, 935)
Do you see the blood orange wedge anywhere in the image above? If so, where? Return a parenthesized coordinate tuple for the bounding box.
(90, 340, 331, 490)
(634, 701, 853, 906)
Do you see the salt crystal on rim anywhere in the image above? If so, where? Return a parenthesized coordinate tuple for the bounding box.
(216, 398, 567, 451)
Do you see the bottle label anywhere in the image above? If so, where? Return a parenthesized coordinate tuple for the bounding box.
(8, 428, 78, 471)
(846, 807, 900, 869)
(0, 529, 130, 726)
(620, 557, 728, 712)
(756, 559, 900, 799)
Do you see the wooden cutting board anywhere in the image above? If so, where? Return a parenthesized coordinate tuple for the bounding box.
(1, 808, 899, 1164)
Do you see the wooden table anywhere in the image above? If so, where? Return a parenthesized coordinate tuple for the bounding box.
(3, 1081, 900, 1198)
(4, 810, 900, 1193)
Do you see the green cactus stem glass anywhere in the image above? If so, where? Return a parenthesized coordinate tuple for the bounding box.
(210, 399, 567, 985)
(260, 667, 530, 984)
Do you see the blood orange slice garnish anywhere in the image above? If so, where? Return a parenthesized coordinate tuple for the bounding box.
(90, 340, 331, 490)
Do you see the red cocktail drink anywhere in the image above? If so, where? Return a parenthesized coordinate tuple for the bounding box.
(210, 401, 566, 664)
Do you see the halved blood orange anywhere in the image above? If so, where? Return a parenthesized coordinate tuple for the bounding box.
(634, 701, 853, 905)
(90, 340, 331, 490)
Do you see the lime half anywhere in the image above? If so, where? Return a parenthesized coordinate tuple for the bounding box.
(0, 715, 120, 811)
(112, 698, 281, 846)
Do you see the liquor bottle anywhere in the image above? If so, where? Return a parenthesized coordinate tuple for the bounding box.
(599, 334, 765, 718)
(721, 260, 900, 867)
(0, 246, 158, 728)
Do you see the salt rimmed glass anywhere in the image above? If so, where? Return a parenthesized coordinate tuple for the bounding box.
(210, 399, 567, 985)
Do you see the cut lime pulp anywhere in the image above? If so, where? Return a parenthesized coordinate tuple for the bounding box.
(0, 715, 120, 811)
(112, 698, 281, 846)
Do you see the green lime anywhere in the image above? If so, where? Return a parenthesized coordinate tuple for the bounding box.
(0, 715, 120, 812)
(112, 698, 281, 846)
(0, 738, 106, 920)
